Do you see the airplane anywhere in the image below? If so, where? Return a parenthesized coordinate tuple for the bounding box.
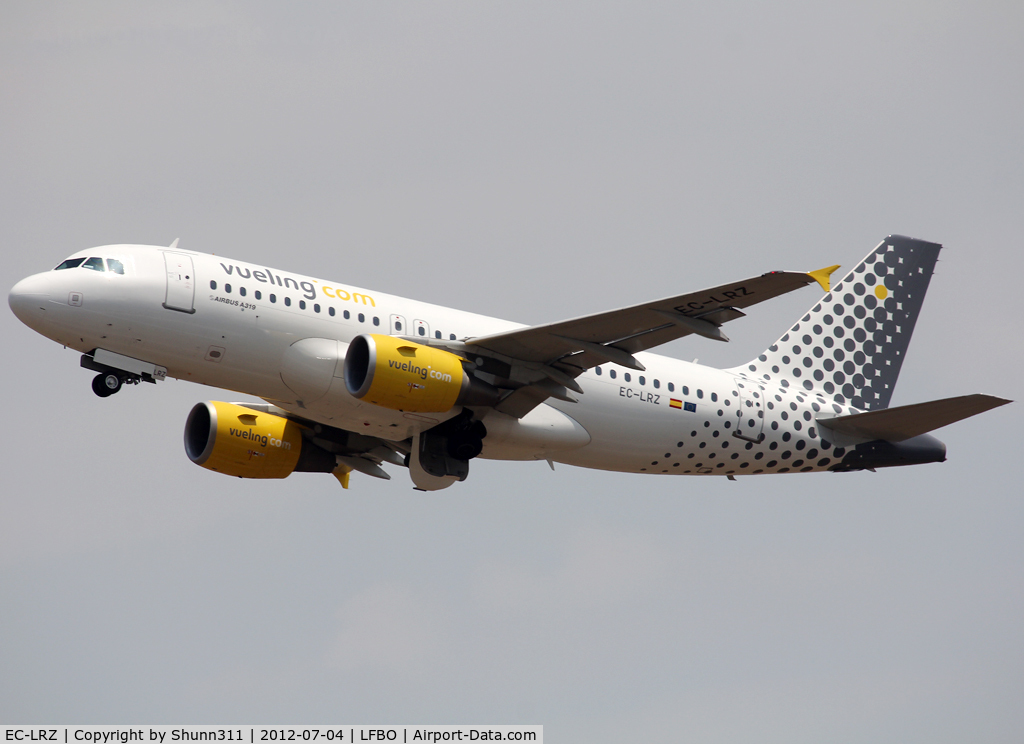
(8, 235, 1010, 491)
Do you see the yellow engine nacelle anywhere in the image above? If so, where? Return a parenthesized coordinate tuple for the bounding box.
(184, 401, 335, 479)
(344, 334, 498, 413)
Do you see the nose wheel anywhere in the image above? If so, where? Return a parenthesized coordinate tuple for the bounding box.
(92, 372, 123, 397)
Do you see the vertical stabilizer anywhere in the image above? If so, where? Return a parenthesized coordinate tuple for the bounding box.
(735, 235, 941, 410)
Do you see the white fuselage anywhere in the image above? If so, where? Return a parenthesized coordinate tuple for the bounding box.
(10, 244, 863, 477)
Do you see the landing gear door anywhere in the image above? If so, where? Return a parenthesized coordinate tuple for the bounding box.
(733, 378, 765, 443)
(163, 252, 196, 314)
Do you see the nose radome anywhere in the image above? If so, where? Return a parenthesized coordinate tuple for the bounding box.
(8, 274, 51, 325)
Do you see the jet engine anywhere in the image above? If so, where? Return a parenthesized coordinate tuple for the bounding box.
(184, 401, 336, 479)
(343, 334, 500, 413)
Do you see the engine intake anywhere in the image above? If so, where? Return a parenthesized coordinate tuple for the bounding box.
(184, 401, 335, 479)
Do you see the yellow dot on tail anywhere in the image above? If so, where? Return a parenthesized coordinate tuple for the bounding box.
(875, 285, 888, 300)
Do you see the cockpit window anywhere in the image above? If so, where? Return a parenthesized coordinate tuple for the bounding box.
(106, 258, 125, 275)
(82, 257, 106, 272)
(54, 257, 86, 270)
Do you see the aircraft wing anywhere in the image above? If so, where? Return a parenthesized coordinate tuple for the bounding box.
(467, 266, 837, 370)
(462, 265, 839, 417)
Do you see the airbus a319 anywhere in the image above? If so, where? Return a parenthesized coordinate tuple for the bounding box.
(8, 235, 1009, 490)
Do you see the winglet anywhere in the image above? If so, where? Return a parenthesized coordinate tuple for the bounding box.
(807, 264, 841, 293)
(806, 264, 839, 294)
(169, 238, 180, 250)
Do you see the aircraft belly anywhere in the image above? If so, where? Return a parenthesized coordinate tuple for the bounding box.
(541, 381, 679, 473)
(478, 405, 591, 461)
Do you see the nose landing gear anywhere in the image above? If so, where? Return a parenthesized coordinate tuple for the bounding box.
(82, 350, 166, 399)
(92, 372, 123, 397)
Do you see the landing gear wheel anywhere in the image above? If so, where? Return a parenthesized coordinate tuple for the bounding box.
(92, 373, 122, 397)
(446, 419, 487, 461)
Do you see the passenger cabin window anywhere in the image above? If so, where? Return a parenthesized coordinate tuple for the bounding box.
(418, 326, 425, 336)
(106, 259, 125, 274)
(82, 257, 105, 272)
(54, 257, 86, 270)
(435, 331, 441, 339)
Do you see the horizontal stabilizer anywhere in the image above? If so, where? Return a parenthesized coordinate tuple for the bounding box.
(817, 394, 1011, 443)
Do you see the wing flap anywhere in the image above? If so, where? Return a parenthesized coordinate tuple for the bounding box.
(817, 394, 1011, 443)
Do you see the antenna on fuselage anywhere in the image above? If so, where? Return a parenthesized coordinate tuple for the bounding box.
(169, 238, 180, 250)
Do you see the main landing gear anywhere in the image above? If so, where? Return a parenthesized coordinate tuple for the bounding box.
(407, 410, 488, 490)
(92, 372, 123, 397)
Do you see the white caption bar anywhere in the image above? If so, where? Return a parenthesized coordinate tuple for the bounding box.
(1, 728, 542, 744)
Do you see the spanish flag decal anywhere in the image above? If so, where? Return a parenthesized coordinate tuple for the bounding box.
(669, 399, 682, 409)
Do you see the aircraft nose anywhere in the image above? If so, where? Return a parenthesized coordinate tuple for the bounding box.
(8, 273, 51, 325)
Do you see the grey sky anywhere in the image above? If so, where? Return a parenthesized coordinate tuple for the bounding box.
(2, 2, 1022, 740)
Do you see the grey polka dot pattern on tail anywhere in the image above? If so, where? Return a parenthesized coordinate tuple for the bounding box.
(735, 235, 941, 411)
